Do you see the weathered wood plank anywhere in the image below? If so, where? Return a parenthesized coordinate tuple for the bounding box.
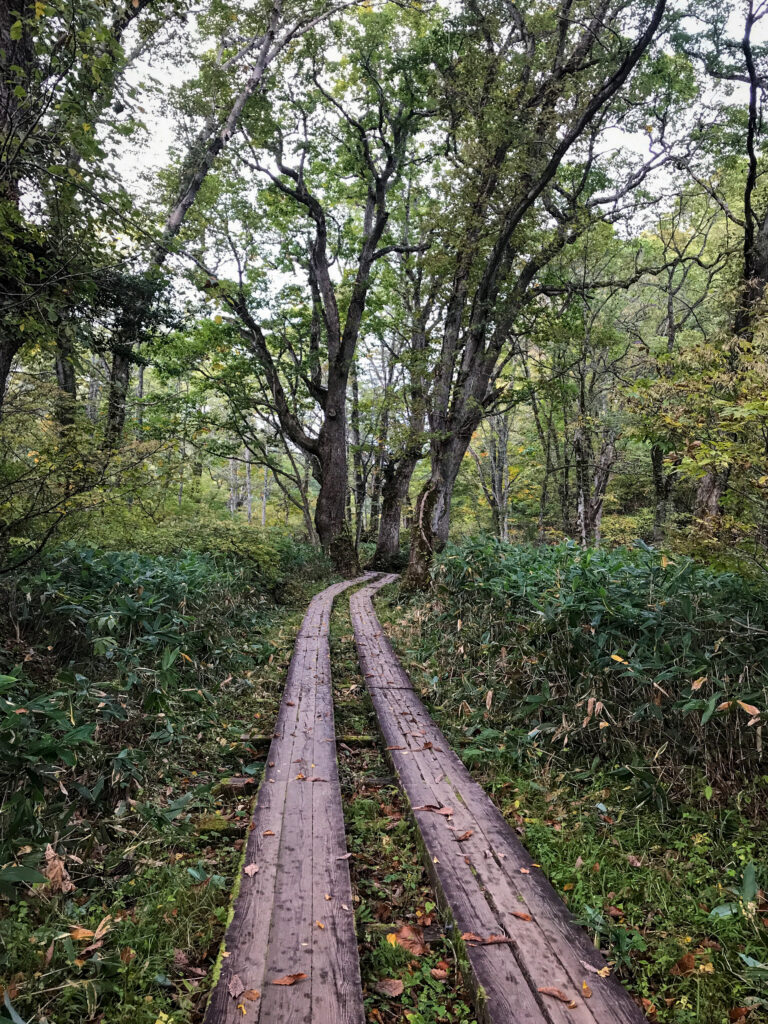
(350, 575, 647, 1024)
(204, 577, 372, 1024)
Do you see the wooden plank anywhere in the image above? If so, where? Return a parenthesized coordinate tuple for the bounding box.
(205, 577, 372, 1024)
(350, 576, 647, 1024)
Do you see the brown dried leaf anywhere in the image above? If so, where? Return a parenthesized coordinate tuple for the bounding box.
(121, 947, 136, 964)
(271, 972, 307, 986)
(737, 700, 760, 717)
(228, 974, 245, 998)
(69, 926, 96, 941)
(244, 989, 260, 1001)
(44, 844, 75, 894)
(413, 804, 453, 817)
(374, 978, 405, 998)
(262, 830, 275, 836)
(454, 830, 474, 842)
(582, 980, 592, 999)
(510, 910, 532, 922)
(393, 925, 427, 955)
(627, 855, 644, 868)
(670, 953, 696, 977)
(244, 863, 259, 877)
(431, 968, 448, 980)
(538, 986, 576, 1007)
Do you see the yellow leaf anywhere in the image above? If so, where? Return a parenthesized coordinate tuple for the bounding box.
(691, 676, 706, 691)
(737, 700, 760, 717)
(610, 654, 628, 665)
(386, 933, 397, 946)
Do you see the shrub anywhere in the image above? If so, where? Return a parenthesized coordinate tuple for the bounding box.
(417, 537, 768, 795)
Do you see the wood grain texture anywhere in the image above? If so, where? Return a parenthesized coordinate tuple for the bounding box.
(204, 577, 372, 1024)
(350, 575, 648, 1024)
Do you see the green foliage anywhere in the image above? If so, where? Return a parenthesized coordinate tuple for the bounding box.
(419, 537, 768, 792)
(0, 539, 327, 862)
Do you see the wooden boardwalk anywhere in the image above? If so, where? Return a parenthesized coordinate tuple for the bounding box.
(350, 574, 647, 1024)
(204, 578, 371, 1024)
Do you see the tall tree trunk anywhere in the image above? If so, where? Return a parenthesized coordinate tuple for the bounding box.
(245, 447, 253, 523)
(54, 338, 77, 427)
(315, 412, 357, 574)
(351, 362, 366, 549)
(104, 349, 131, 447)
(370, 455, 418, 570)
(261, 465, 269, 527)
(405, 437, 466, 589)
(651, 443, 676, 543)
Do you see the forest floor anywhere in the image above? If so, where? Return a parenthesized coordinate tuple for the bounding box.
(2, 545, 767, 1024)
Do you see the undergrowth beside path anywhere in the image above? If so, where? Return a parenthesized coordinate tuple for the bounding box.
(374, 538, 768, 1024)
(0, 540, 328, 1024)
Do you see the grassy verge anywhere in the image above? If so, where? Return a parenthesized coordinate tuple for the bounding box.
(372, 549, 768, 1024)
(329, 594, 477, 1024)
(0, 542, 327, 1024)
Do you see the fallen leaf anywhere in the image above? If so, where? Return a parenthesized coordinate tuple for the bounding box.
(244, 989, 260, 1001)
(641, 997, 657, 1014)
(580, 959, 611, 978)
(538, 986, 577, 1008)
(461, 932, 484, 945)
(520, 867, 530, 874)
(374, 978, 404, 998)
(431, 968, 448, 980)
(386, 745, 406, 750)
(244, 863, 259, 876)
(670, 953, 695, 977)
(271, 972, 307, 986)
(121, 947, 136, 964)
(44, 844, 75, 894)
(69, 927, 96, 941)
(737, 700, 760, 717)
(729, 1009, 750, 1022)
(582, 980, 592, 999)
(44, 940, 55, 966)
(229, 974, 245, 998)
(316, 920, 325, 929)
(627, 855, 644, 868)
(610, 654, 628, 664)
(454, 830, 474, 842)
(691, 676, 706, 691)
(392, 925, 427, 955)
(413, 804, 453, 817)
(510, 910, 532, 922)
(262, 830, 275, 837)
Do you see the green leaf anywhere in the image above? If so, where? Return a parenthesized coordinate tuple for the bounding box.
(9, 20, 23, 41)
(0, 865, 46, 884)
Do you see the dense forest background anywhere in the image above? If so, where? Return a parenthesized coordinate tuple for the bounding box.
(2, 1, 768, 1023)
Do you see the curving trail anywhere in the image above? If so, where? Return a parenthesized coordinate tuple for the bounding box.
(350, 574, 646, 1024)
(204, 577, 373, 1024)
